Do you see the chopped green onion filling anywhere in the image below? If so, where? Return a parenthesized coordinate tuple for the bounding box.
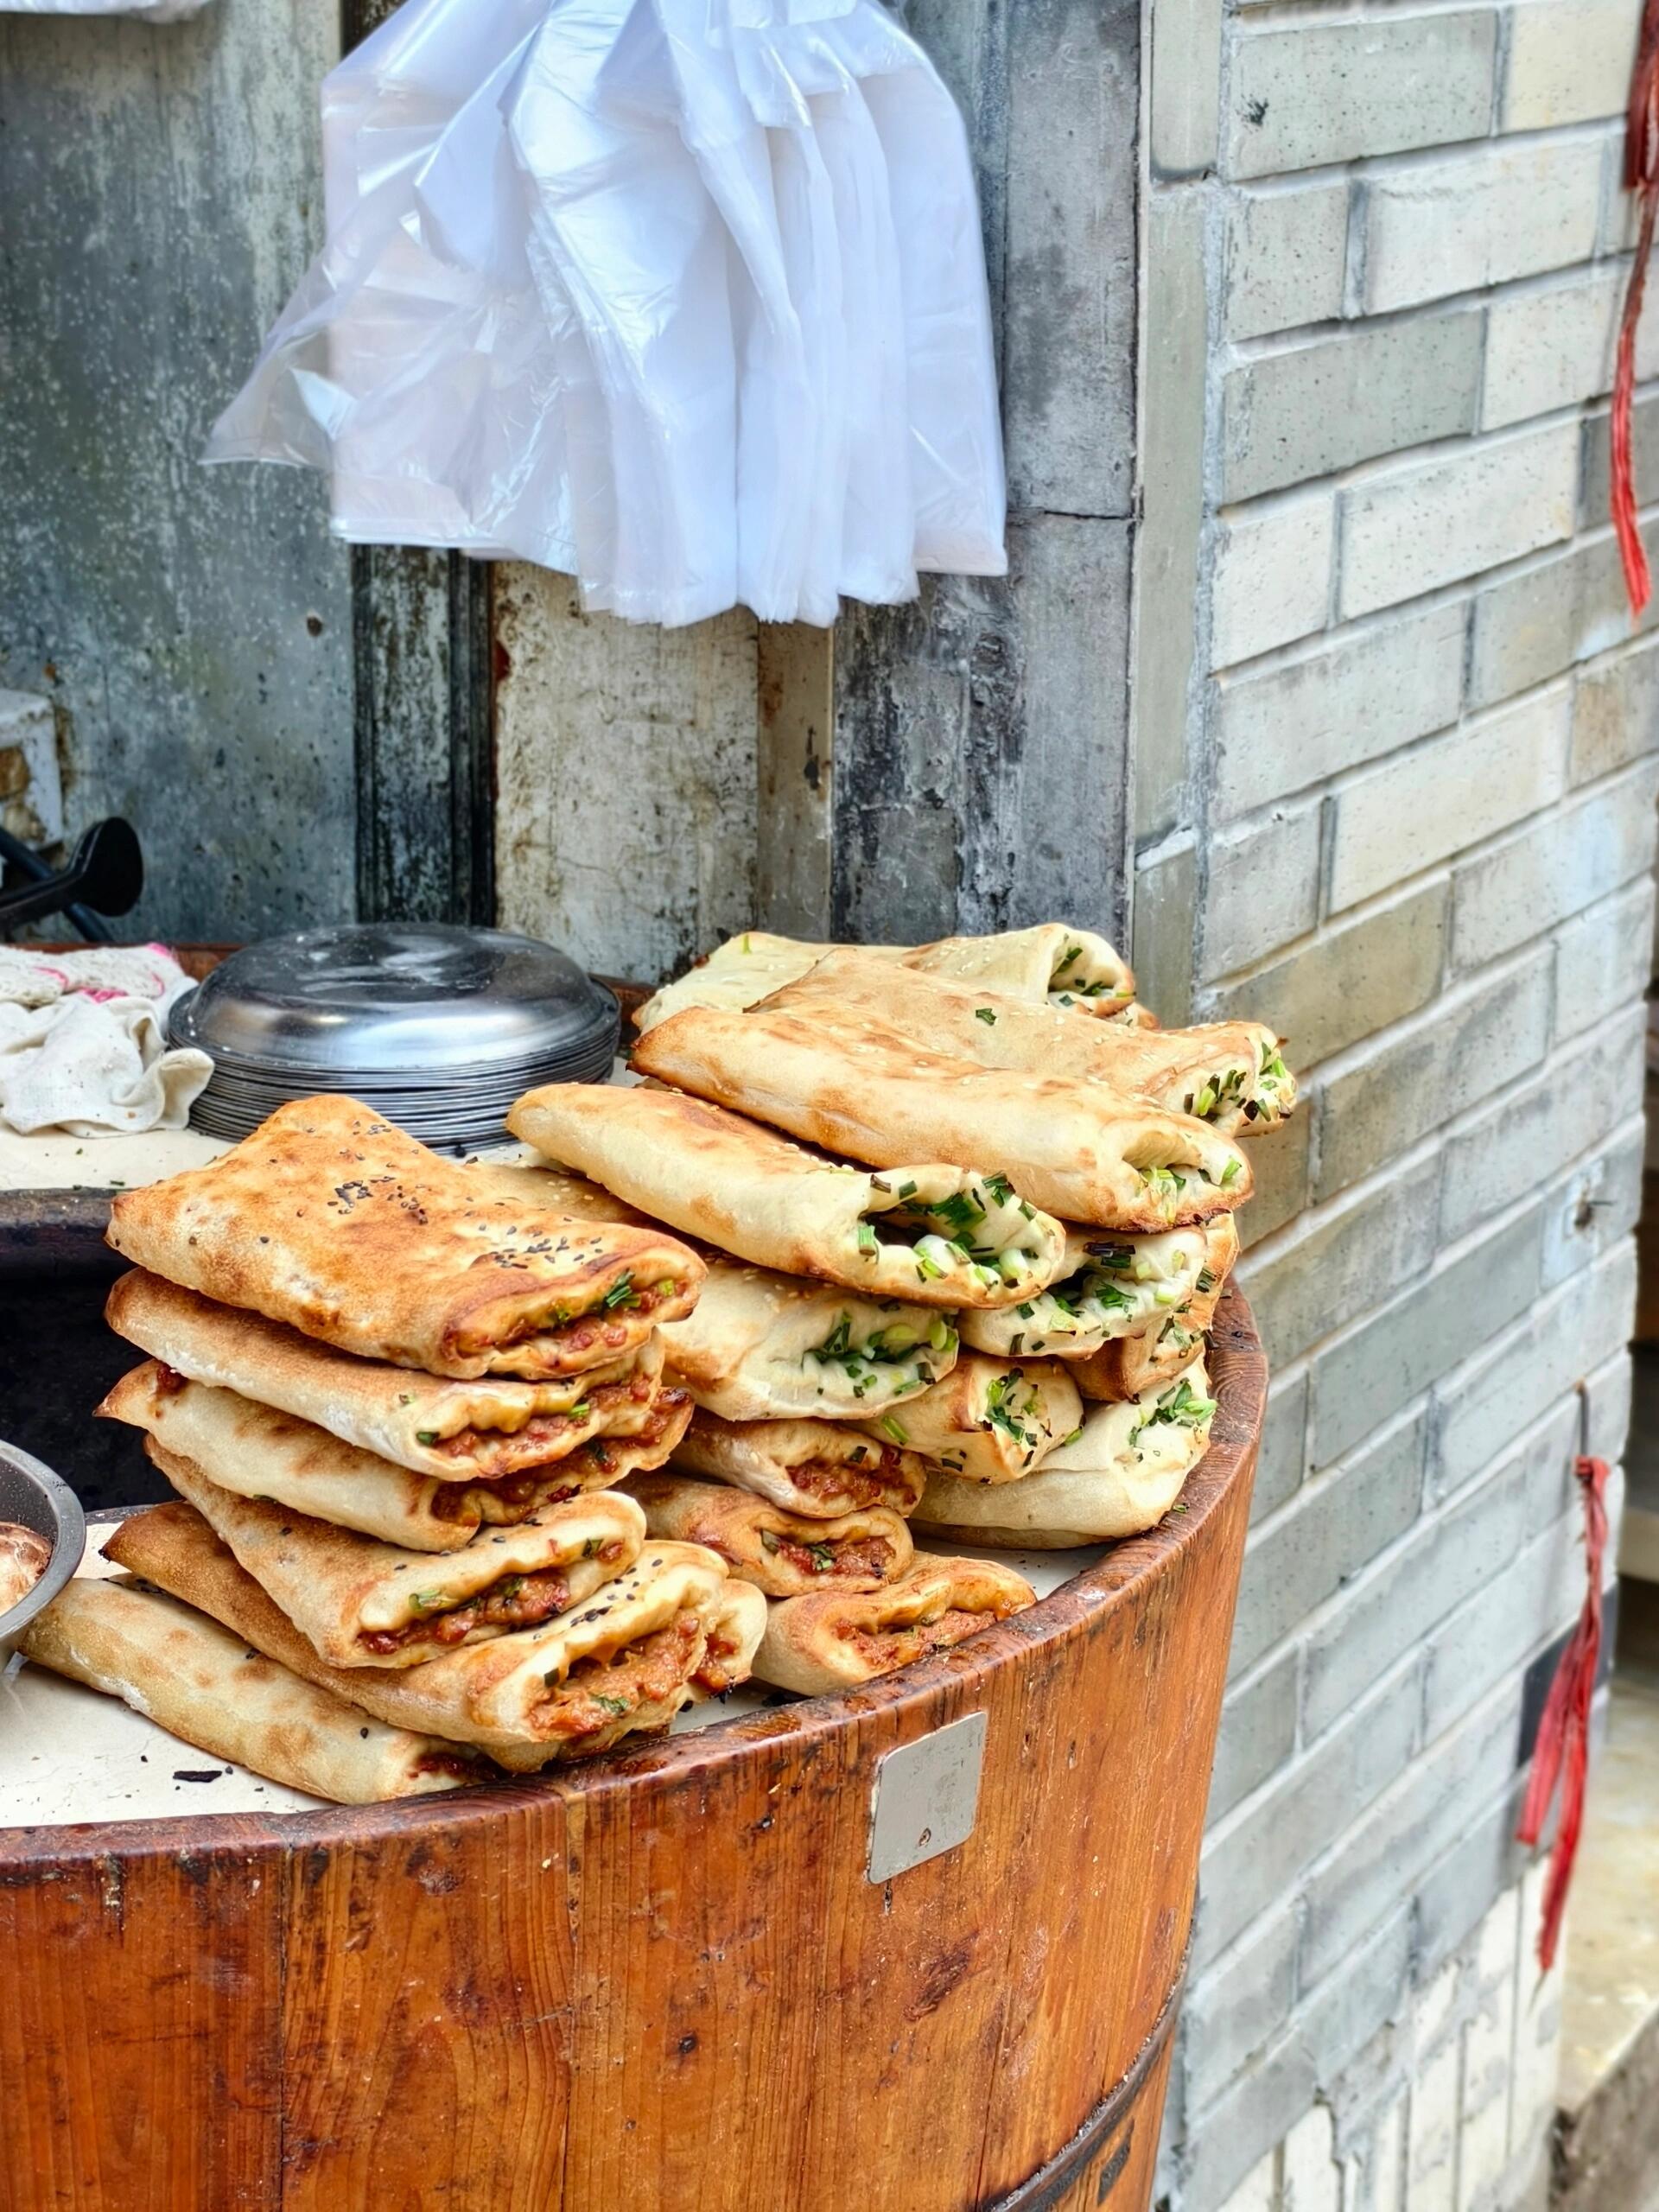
(879, 1415, 909, 1445)
(976, 1007, 997, 1026)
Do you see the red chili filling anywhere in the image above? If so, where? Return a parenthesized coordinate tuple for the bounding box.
(764, 1532, 895, 1582)
(543, 1611, 705, 1740)
(410, 1750, 482, 1782)
(842, 1606, 992, 1671)
(357, 1544, 626, 1656)
(790, 1446, 916, 1511)
(427, 1373, 652, 1472)
(693, 1628, 746, 1695)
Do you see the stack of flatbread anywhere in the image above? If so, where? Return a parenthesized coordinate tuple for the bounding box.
(17, 1096, 767, 1801)
(504, 919, 1292, 1684)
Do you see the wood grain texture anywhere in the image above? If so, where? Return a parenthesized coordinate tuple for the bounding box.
(0, 1294, 1263, 2212)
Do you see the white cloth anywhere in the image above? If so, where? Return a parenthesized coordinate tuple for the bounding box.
(0, 948, 212, 1137)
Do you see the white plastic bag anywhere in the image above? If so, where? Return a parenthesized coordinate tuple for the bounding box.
(0, 0, 211, 16)
(205, 0, 1007, 626)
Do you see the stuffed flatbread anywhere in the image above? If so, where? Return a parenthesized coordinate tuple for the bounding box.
(507, 1080, 1066, 1309)
(105, 1096, 703, 1378)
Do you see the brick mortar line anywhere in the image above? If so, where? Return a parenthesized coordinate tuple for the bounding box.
(1203, 747, 1659, 978)
(1223, 251, 1650, 369)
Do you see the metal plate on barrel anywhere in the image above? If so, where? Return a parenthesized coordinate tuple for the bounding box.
(867, 1708, 988, 1882)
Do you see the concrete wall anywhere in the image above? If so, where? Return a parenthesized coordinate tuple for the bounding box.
(0, 0, 356, 943)
(1136, 3, 1654, 2206)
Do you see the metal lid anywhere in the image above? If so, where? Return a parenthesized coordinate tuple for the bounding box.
(170, 925, 619, 1079)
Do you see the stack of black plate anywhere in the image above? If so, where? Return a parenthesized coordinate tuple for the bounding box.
(170, 924, 620, 1151)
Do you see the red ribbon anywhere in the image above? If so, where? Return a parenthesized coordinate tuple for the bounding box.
(1613, 0, 1659, 613)
(1515, 1454, 1610, 1973)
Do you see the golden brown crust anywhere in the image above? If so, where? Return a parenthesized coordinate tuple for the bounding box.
(507, 1080, 1067, 1310)
(752, 1553, 1035, 1694)
(766, 953, 1294, 1135)
(625, 1472, 912, 1596)
(19, 1573, 478, 1802)
(148, 1440, 645, 1669)
(630, 1005, 1249, 1230)
(105, 1506, 740, 1770)
(103, 1270, 665, 1475)
(670, 1410, 928, 1517)
(105, 1096, 703, 1378)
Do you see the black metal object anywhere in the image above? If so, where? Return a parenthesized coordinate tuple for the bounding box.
(0, 825, 111, 943)
(0, 818, 143, 938)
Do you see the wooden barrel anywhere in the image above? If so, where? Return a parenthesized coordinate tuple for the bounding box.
(0, 1291, 1265, 2212)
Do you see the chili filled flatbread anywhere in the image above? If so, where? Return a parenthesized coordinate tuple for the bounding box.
(626, 1473, 912, 1597)
(151, 1442, 645, 1668)
(752, 1553, 1036, 1694)
(631, 1006, 1249, 1230)
(105, 1505, 757, 1770)
(105, 1095, 702, 1379)
(507, 1080, 1066, 1309)
(912, 1361, 1216, 1548)
(767, 953, 1294, 1135)
(658, 1255, 958, 1422)
(670, 1411, 927, 1518)
(19, 1574, 480, 1802)
(99, 1362, 690, 1552)
(105, 1271, 665, 1480)
(870, 1353, 1084, 1484)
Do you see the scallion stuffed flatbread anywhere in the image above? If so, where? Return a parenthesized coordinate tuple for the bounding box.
(632, 925, 1143, 1032)
(105, 1095, 703, 1379)
(99, 1361, 691, 1552)
(912, 1361, 1216, 1548)
(105, 1270, 666, 1479)
(659, 1256, 959, 1422)
(670, 1411, 928, 1518)
(631, 1006, 1249, 1230)
(766, 953, 1295, 1135)
(506, 1080, 1066, 1309)
(961, 1213, 1237, 1361)
(625, 1472, 912, 1597)
(150, 1442, 645, 1668)
(105, 1504, 761, 1770)
(752, 1553, 1036, 1693)
(19, 1574, 482, 1802)
(868, 1353, 1084, 1484)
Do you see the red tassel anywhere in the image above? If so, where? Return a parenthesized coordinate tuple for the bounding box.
(1613, 0, 1659, 614)
(1516, 1454, 1610, 1974)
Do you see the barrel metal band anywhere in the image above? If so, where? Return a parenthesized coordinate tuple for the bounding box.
(976, 1944, 1190, 2212)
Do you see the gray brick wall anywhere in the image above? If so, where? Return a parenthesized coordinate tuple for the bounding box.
(1135, 2, 1653, 2204)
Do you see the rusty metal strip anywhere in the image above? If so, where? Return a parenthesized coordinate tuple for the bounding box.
(975, 1947, 1189, 2212)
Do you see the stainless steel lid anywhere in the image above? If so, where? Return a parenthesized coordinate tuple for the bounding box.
(171, 925, 620, 1151)
(171, 924, 618, 1077)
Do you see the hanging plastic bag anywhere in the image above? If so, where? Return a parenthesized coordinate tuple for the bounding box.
(0, 0, 211, 16)
(205, 0, 1007, 626)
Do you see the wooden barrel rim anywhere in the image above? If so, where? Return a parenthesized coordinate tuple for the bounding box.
(0, 1286, 1265, 1872)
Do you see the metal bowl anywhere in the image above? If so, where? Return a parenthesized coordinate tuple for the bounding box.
(0, 1441, 86, 1658)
